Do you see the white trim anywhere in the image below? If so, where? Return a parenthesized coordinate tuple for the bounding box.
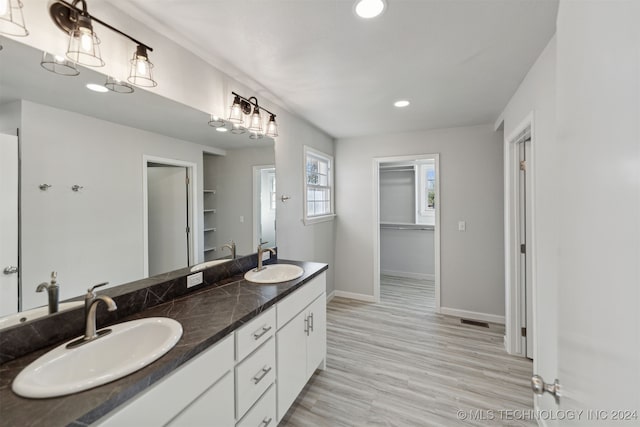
(333, 291, 377, 303)
(326, 290, 336, 303)
(303, 146, 335, 224)
(440, 307, 505, 325)
(503, 112, 535, 358)
(302, 213, 336, 225)
(373, 154, 441, 310)
(381, 270, 435, 281)
(142, 155, 199, 278)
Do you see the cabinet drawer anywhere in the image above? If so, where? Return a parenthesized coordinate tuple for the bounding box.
(96, 334, 234, 426)
(236, 384, 276, 427)
(235, 337, 276, 419)
(277, 272, 326, 329)
(235, 307, 276, 361)
(167, 371, 234, 427)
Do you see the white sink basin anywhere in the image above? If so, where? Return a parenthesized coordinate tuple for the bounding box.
(190, 259, 230, 272)
(0, 301, 84, 330)
(244, 264, 304, 284)
(12, 317, 182, 399)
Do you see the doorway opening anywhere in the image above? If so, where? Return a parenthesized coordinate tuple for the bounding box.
(504, 118, 534, 359)
(373, 154, 441, 309)
(142, 156, 198, 278)
(253, 165, 276, 249)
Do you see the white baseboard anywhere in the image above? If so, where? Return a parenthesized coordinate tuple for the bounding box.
(440, 307, 505, 325)
(326, 290, 336, 303)
(333, 291, 377, 303)
(381, 270, 435, 281)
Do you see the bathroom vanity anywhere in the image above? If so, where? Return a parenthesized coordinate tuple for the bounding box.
(0, 259, 328, 426)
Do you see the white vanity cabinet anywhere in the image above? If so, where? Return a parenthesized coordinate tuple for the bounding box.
(96, 334, 235, 427)
(276, 273, 327, 421)
(93, 270, 326, 427)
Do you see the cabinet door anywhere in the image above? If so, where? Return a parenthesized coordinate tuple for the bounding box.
(167, 372, 234, 427)
(276, 310, 308, 420)
(306, 294, 326, 378)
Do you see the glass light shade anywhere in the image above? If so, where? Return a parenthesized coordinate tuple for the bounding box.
(67, 24, 104, 67)
(105, 76, 134, 94)
(208, 115, 225, 128)
(40, 52, 79, 76)
(230, 124, 247, 135)
(228, 96, 244, 124)
(265, 115, 278, 138)
(0, 0, 29, 37)
(128, 46, 157, 87)
(247, 107, 263, 133)
(249, 131, 264, 140)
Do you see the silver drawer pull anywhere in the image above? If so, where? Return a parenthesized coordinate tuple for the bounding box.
(259, 417, 273, 427)
(309, 312, 314, 332)
(253, 325, 272, 340)
(252, 366, 272, 384)
(304, 316, 309, 336)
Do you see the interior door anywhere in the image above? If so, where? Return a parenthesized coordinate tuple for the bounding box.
(518, 136, 534, 359)
(147, 166, 189, 276)
(550, 0, 640, 418)
(0, 132, 19, 316)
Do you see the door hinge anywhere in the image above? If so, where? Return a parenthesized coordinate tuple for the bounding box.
(521, 327, 527, 337)
(185, 176, 190, 185)
(520, 243, 526, 254)
(520, 160, 526, 171)
(186, 226, 190, 234)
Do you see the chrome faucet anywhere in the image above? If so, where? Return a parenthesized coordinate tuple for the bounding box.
(255, 242, 276, 272)
(36, 271, 59, 314)
(222, 240, 236, 259)
(67, 282, 117, 349)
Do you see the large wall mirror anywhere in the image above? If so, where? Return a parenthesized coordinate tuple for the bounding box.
(0, 36, 276, 325)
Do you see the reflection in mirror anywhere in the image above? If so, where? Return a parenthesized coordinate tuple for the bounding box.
(0, 36, 275, 325)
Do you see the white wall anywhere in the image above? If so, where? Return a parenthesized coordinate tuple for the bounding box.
(7, 0, 336, 295)
(497, 36, 557, 408)
(19, 100, 220, 310)
(380, 228, 435, 280)
(206, 147, 275, 258)
(0, 102, 21, 134)
(335, 124, 505, 318)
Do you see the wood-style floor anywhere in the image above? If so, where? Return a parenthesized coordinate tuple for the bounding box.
(280, 276, 534, 427)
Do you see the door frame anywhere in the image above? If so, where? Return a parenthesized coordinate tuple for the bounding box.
(252, 164, 276, 249)
(142, 155, 198, 278)
(504, 113, 537, 358)
(372, 153, 441, 308)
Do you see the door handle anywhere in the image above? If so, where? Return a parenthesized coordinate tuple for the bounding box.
(3, 266, 18, 275)
(531, 375, 560, 404)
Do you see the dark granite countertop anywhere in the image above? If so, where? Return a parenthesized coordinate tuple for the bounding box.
(0, 260, 328, 427)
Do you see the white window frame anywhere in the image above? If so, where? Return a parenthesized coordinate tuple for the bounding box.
(303, 146, 335, 225)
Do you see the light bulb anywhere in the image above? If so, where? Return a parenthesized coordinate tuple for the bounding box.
(136, 58, 147, 75)
(80, 30, 93, 52)
(54, 55, 65, 63)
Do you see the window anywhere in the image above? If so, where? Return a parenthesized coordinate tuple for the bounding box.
(417, 162, 436, 225)
(304, 146, 335, 224)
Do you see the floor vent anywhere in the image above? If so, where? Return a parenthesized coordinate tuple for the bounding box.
(460, 319, 490, 328)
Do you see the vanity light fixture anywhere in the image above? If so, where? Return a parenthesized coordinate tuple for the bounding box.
(226, 92, 279, 139)
(49, 0, 156, 85)
(128, 44, 156, 87)
(40, 52, 80, 76)
(0, 0, 29, 37)
(354, 0, 386, 19)
(105, 76, 134, 94)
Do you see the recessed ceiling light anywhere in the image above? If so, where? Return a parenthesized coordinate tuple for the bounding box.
(86, 83, 108, 93)
(394, 100, 410, 108)
(354, 0, 386, 19)
(216, 127, 228, 133)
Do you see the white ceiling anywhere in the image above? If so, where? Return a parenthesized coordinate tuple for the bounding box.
(117, 0, 558, 139)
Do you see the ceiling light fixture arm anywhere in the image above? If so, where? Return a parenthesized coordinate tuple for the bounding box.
(50, 0, 153, 53)
(231, 91, 276, 119)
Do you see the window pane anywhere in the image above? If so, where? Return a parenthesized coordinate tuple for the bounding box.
(307, 201, 315, 216)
